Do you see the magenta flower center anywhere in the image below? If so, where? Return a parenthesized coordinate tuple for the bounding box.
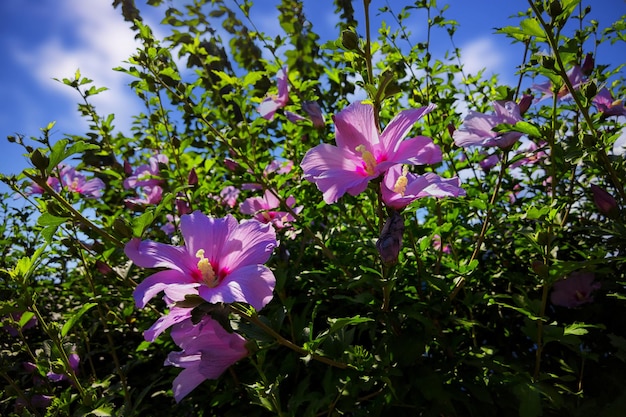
(355, 145, 378, 176)
(193, 249, 219, 287)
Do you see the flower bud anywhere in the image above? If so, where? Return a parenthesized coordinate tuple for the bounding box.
(376, 211, 405, 264)
(30, 149, 49, 172)
(188, 168, 198, 186)
(548, 0, 563, 18)
(340, 29, 360, 51)
(302, 101, 325, 128)
(518, 94, 533, 115)
(581, 53, 594, 76)
(590, 184, 619, 218)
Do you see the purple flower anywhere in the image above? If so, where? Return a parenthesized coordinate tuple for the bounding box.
(453, 101, 523, 149)
(381, 165, 465, 209)
(479, 153, 500, 171)
(533, 65, 584, 101)
(302, 101, 326, 128)
(125, 185, 163, 207)
(550, 271, 600, 308)
(510, 141, 547, 168)
(301, 101, 441, 204)
(165, 316, 248, 402)
(27, 176, 61, 195)
(376, 211, 405, 264)
(47, 350, 80, 382)
(240, 190, 302, 229)
(216, 186, 240, 208)
(264, 159, 293, 176)
(432, 234, 451, 254)
(126, 211, 277, 335)
(123, 154, 168, 189)
(160, 214, 179, 235)
(285, 111, 306, 123)
(258, 67, 289, 120)
(592, 87, 626, 117)
(59, 166, 105, 198)
(3, 312, 38, 337)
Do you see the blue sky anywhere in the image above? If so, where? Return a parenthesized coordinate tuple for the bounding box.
(1, 0, 625, 195)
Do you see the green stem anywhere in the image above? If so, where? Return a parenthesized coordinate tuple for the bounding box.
(230, 306, 349, 370)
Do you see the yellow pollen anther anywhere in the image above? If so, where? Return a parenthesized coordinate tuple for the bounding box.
(355, 144, 377, 176)
(393, 166, 409, 196)
(195, 249, 217, 287)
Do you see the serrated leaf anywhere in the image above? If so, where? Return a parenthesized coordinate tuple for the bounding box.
(61, 302, 97, 337)
(520, 18, 546, 39)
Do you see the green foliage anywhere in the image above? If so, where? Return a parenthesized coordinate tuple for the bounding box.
(1, 0, 625, 416)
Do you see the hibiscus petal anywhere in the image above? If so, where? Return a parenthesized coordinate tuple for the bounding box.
(381, 103, 435, 153)
(133, 269, 190, 308)
(181, 211, 237, 265)
(144, 307, 192, 342)
(221, 221, 277, 271)
(197, 265, 276, 310)
(333, 101, 380, 151)
(383, 135, 442, 167)
(125, 238, 193, 273)
(169, 358, 206, 403)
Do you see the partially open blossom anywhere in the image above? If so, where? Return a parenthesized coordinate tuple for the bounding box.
(27, 176, 61, 195)
(592, 87, 626, 117)
(581, 53, 594, 76)
(301, 101, 441, 204)
(550, 271, 600, 308)
(258, 66, 289, 120)
(240, 189, 302, 229)
(590, 184, 619, 217)
(518, 94, 533, 115)
(165, 316, 248, 402)
(453, 101, 523, 149)
(126, 211, 277, 335)
(479, 153, 500, 171)
(533, 65, 584, 101)
(381, 165, 465, 209)
(303, 101, 325, 128)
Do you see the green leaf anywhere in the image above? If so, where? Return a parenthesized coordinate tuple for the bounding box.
(47, 139, 100, 172)
(520, 18, 546, 39)
(132, 211, 154, 237)
(37, 213, 67, 227)
(61, 302, 97, 337)
(327, 315, 373, 334)
(513, 121, 542, 138)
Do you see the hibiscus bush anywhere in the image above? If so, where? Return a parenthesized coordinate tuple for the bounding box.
(2, 0, 626, 416)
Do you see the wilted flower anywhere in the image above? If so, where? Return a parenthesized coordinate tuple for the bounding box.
(301, 101, 441, 204)
(381, 165, 465, 209)
(240, 189, 302, 229)
(165, 316, 248, 402)
(126, 211, 277, 335)
(550, 271, 600, 308)
(258, 66, 289, 120)
(453, 101, 523, 149)
(590, 184, 619, 217)
(592, 87, 626, 117)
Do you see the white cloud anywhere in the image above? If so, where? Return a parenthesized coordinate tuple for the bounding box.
(458, 37, 505, 78)
(10, 0, 143, 133)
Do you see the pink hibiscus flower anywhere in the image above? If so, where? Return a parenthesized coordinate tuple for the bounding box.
(592, 87, 626, 117)
(533, 65, 584, 102)
(165, 316, 248, 402)
(239, 189, 302, 229)
(126, 211, 277, 335)
(381, 165, 465, 209)
(301, 101, 441, 204)
(257, 66, 289, 120)
(550, 271, 600, 308)
(453, 101, 523, 149)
